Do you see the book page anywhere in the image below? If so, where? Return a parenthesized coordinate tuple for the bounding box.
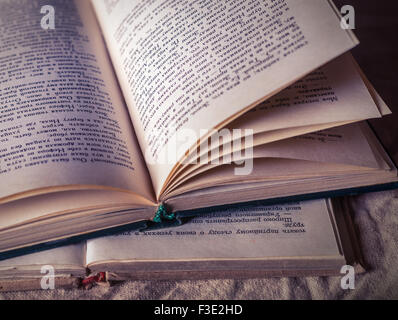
(174, 54, 384, 178)
(0, 0, 154, 203)
(164, 122, 381, 194)
(86, 199, 342, 265)
(227, 54, 382, 134)
(91, 0, 358, 197)
(166, 157, 392, 203)
(251, 124, 380, 168)
(0, 243, 85, 275)
(0, 189, 151, 230)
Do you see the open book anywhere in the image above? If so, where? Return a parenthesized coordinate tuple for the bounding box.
(0, 0, 397, 256)
(0, 198, 364, 291)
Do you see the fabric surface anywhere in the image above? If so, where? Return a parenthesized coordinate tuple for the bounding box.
(1, 0, 397, 300)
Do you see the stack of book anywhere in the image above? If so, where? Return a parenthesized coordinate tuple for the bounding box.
(0, 0, 396, 290)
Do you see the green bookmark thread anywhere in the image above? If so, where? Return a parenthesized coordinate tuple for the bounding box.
(153, 203, 175, 223)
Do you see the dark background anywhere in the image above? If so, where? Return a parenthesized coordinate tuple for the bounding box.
(334, 0, 398, 163)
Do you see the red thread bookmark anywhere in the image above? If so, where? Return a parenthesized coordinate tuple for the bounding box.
(81, 272, 107, 289)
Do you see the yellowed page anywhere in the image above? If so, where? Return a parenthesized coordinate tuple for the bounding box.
(164, 123, 381, 195)
(174, 54, 387, 176)
(250, 124, 380, 168)
(0, 243, 85, 273)
(0, 190, 151, 230)
(91, 0, 359, 198)
(86, 199, 341, 265)
(165, 122, 373, 192)
(165, 158, 379, 200)
(227, 54, 382, 133)
(0, 0, 154, 203)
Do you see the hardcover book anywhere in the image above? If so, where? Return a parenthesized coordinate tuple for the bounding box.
(0, 0, 397, 257)
(0, 198, 364, 291)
